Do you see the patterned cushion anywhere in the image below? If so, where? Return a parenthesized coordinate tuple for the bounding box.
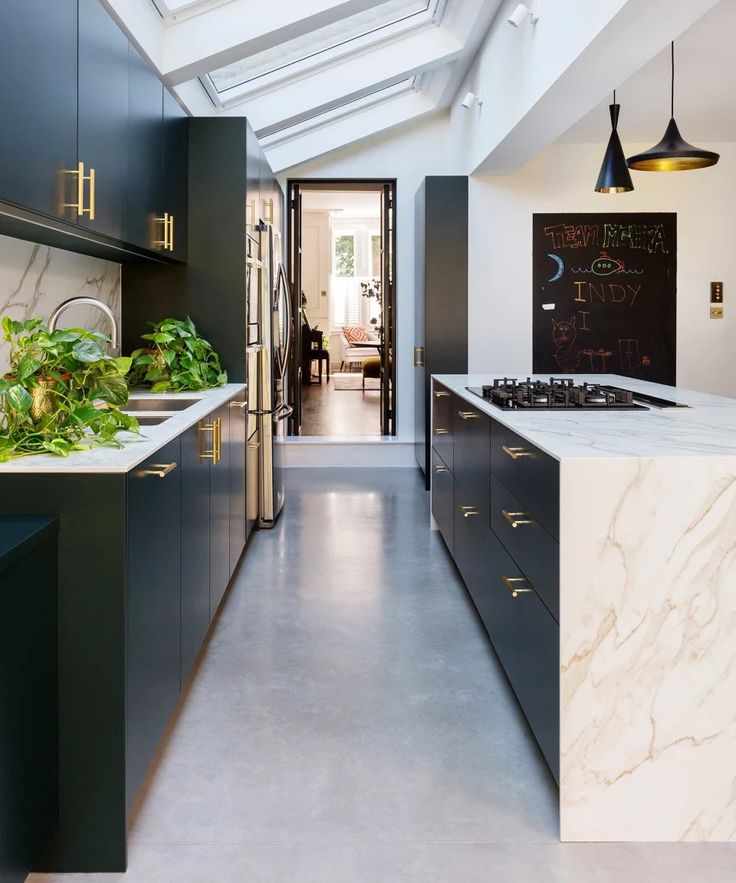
(343, 325, 369, 343)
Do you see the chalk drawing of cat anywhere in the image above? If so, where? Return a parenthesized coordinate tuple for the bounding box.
(552, 317, 581, 373)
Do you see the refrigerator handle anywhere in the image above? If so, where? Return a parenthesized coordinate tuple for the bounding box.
(278, 261, 292, 381)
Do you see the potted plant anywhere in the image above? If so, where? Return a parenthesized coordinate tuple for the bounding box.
(0, 317, 138, 461)
(128, 317, 227, 392)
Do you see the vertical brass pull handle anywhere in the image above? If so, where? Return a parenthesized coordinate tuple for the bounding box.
(501, 509, 535, 528)
(413, 346, 424, 367)
(502, 445, 532, 460)
(168, 214, 174, 252)
(502, 575, 534, 597)
(199, 422, 216, 460)
(64, 162, 88, 217)
(87, 166, 96, 221)
(139, 462, 177, 478)
(155, 212, 169, 250)
(214, 418, 222, 464)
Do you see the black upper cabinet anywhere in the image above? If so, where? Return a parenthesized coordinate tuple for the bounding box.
(77, 0, 129, 240)
(0, 0, 78, 221)
(127, 44, 164, 252)
(162, 90, 189, 261)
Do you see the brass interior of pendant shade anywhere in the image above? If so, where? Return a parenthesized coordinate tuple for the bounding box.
(627, 155, 718, 172)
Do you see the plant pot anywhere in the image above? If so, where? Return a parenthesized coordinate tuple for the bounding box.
(30, 379, 58, 423)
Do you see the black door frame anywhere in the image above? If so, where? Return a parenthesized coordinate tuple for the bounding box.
(286, 178, 398, 437)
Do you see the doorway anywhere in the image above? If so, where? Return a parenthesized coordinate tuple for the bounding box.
(287, 180, 397, 437)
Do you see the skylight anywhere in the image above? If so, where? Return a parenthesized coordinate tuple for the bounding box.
(208, 0, 436, 97)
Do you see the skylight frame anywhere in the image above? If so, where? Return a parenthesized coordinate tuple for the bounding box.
(203, 0, 443, 108)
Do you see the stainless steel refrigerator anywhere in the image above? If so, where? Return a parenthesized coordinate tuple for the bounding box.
(253, 220, 292, 528)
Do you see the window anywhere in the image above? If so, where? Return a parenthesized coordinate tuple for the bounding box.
(371, 235, 382, 277)
(334, 235, 355, 277)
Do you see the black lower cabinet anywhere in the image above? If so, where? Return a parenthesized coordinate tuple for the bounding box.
(126, 438, 182, 807)
(209, 403, 231, 617)
(228, 398, 247, 576)
(431, 448, 454, 552)
(0, 517, 59, 883)
(180, 423, 211, 685)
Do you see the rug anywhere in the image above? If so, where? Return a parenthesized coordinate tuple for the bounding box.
(333, 373, 380, 391)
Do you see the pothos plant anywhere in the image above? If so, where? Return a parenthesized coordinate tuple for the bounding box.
(0, 317, 138, 461)
(128, 317, 227, 392)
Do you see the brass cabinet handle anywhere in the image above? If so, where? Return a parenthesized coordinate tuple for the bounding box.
(502, 445, 532, 460)
(462, 507, 480, 518)
(229, 400, 248, 409)
(64, 161, 95, 219)
(434, 465, 449, 474)
(502, 575, 534, 597)
(434, 390, 450, 398)
(214, 418, 222, 464)
(458, 410, 481, 420)
(168, 213, 174, 251)
(413, 346, 424, 367)
(502, 509, 535, 528)
(155, 212, 170, 250)
(139, 461, 177, 478)
(199, 422, 216, 460)
(434, 427, 448, 435)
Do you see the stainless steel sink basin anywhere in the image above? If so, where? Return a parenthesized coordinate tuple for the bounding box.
(124, 397, 199, 412)
(127, 414, 172, 425)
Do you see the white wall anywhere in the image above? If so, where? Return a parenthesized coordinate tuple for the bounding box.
(468, 141, 736, 396)
(280, 111, 453, 441)
(0, 234, 121, 374)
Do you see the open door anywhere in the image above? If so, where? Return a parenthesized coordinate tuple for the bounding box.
(380, 183, 395, 436)
(287, 182, 302, 435)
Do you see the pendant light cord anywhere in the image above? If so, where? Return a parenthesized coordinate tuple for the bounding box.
(671, 41, 675, 119)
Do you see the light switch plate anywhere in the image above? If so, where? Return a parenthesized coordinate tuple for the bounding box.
(710, 306, 724, 319)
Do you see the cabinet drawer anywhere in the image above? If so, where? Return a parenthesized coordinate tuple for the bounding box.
(431, 381, 453, 470)
(490, 419, 559, 538)
(489, 475, 559, 622)
(431, 448, 454, 553)
(453, 400, 490, 518)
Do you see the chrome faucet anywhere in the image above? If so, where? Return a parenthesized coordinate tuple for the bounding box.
(48, 297, 120, 354)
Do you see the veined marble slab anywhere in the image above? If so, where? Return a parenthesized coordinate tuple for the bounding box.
(0, 385, 246, 473)
(432, 373, 736, 842)
(0, 233, 120, 374)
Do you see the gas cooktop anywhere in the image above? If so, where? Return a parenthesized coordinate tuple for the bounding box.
(467, 378, 650, 411)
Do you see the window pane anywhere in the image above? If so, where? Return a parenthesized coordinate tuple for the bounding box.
(334, 235, 355, 277)
(371, 235, 382, 277)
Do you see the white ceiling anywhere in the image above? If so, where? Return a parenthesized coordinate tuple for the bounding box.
(560, 0, 736, 144)
(302, 190, 382, 216)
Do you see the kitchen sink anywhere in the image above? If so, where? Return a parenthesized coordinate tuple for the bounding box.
(123, 397, 199, 412)
(127, 414, 172, 425)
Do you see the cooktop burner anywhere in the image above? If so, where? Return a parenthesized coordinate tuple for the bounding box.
(467, 378, 650, 411)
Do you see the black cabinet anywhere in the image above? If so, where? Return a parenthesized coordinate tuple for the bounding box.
(77, 0, 129, 240)
(431, 381, 454, 470)
(0, 0, 78, 221)
(126, 439, 181, 807)
(209, 403, 231, 617)
(127, 43, 164, 252)
(452, 401, 490, 520)
(162, 89, 189, 261)
(414, 177, 468, 486)
(180, 423, 211, 685)
(229, 398, 248, 576)
(430, 448, 454, 552)
(0, 517, 59, 883)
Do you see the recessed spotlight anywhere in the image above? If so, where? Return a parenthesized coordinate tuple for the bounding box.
(507, 3, 539, 27)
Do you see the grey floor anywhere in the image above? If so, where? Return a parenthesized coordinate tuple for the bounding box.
(32, 469, 736, 882)
(301, 376, 380, 436)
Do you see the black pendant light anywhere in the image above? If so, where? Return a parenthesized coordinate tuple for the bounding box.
(627, 42, 719, 172)
(594, 91, 634, 193)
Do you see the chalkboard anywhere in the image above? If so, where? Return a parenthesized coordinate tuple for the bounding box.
(532, 213, 677, 384)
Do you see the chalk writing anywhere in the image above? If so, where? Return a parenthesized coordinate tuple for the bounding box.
(544, 224, 599, 250)
(603, 223, 668, 254)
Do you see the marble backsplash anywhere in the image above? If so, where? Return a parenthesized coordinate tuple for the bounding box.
(0, 233, 121, 374)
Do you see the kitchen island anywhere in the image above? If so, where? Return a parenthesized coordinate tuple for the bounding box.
(0, 384, 249, 872)
(431, 374, 736, 843)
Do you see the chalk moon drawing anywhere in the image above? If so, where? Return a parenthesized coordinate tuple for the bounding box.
(547, 253, 564, 282)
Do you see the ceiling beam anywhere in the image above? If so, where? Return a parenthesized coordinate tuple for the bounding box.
(162, 0, 383, 85)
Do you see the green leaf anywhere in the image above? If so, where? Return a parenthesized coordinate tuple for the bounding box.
(150, 380, 171, 393)
(49, 329, 81, 343)
(16, 355, 42, 382)
(72, 339, 106, 363)
(6, 384, 32, 413)
(42, 438, 73, 457)
(150, 332, 175, 344)
(1, 316, 13, 341)
(111, 356, 132, 375)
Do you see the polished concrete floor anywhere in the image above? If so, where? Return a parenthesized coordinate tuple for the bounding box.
(32, 469, 736, 882)
(301, 376, 380, 436)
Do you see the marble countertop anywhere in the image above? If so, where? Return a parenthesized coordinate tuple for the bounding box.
(434, 374, 736, 460)
(0, 384, 246, 474)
